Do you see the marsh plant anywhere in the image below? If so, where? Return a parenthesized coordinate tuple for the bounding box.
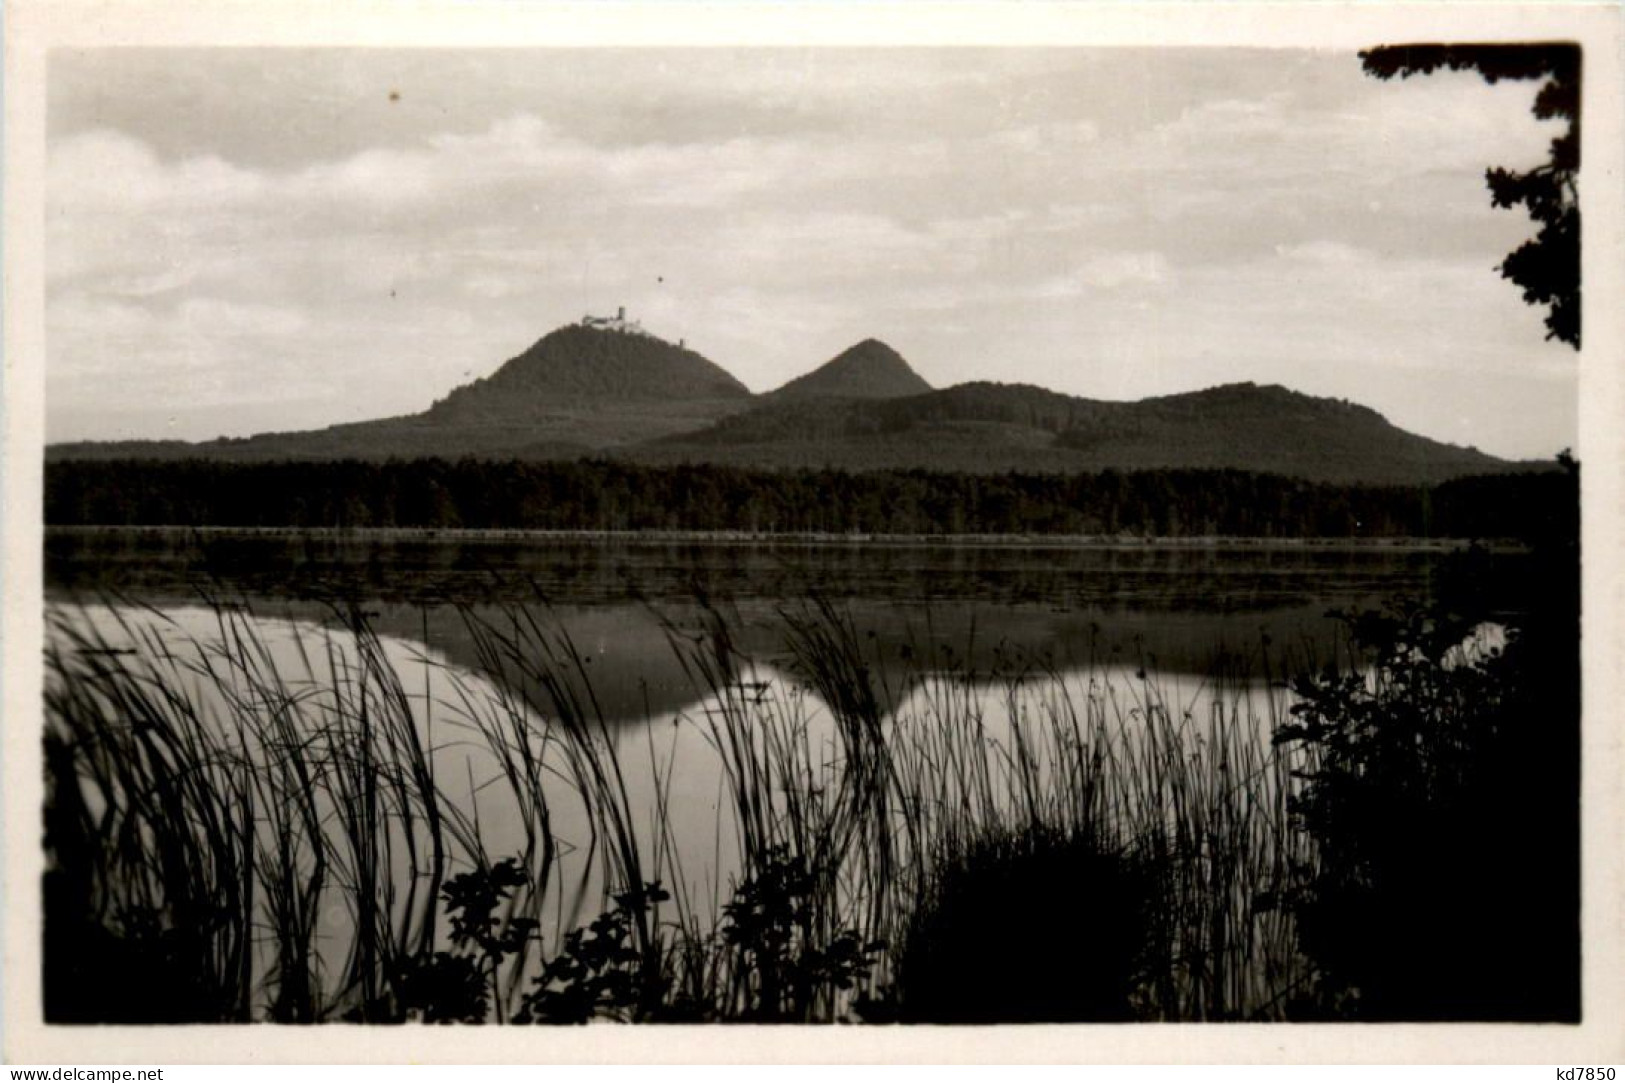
(41, 569, 1574, 1024)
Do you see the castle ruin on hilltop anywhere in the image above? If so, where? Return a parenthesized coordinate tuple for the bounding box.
(580, 306, 645, 336)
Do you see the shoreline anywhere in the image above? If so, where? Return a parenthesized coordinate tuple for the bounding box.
(43, 523, 1521, 553)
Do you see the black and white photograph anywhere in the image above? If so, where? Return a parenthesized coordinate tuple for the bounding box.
(4, 0, 1622, 1065)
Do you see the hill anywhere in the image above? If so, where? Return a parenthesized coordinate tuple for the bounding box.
(638, 380, 1512, 485)
(765, 339, 932, 402)
(47, 316, 1523, 485)
(51, 322, 753, 462)
(424, 323, 749, 422)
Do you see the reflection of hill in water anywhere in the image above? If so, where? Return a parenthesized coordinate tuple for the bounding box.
(46, 530, 1517, 722)
(356, 599, 1343, 724)
(47, 591, 1350, 724)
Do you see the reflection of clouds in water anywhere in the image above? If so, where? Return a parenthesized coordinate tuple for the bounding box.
(52, 603, 795, 942)
(52, 599, 1299, 1015)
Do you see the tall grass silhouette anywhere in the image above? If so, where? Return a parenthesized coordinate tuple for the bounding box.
(44, 594, 1318, 1022)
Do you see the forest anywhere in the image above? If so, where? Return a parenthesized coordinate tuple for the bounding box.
(44, 457, 1576, 542)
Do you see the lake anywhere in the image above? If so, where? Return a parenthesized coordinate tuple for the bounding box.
(46, 527, 1496, 715)
(41, 527, 1521, 1021)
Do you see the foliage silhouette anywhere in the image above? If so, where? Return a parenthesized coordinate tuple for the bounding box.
(394, 859, 537, 1023)
(720, 845, 884, 1023)
(1361, 44, 1580, 348)
(516, 882, 673, 1024)
(43, 545, 1575, 1023)
(1275, 543, 1579, 1019)
(879, 824, 1157, 1023)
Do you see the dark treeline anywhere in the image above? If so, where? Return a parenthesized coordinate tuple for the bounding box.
(44, 457, 1576, 541)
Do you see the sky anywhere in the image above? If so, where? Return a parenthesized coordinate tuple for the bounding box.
(46, 47, 1577, 459)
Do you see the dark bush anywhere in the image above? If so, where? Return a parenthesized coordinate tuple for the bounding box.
(1277, 542, 1579, 1020)
(886, 824, 1158, 1023)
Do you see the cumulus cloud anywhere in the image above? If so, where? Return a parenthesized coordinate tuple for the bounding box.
(1039, 251, 1172, 296)
(49, 130, 267, 215)
(44, 47, 1577, 456)
(1273, 241, 1373, 267)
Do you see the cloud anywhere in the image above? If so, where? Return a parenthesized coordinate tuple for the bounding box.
(1273, 241, 1372, 267)
(48, 292, 323, 413)
(1039, 251, 1172, 296)
(175, 297, 309, 337)
(44, 293, 307, 381)
(43, 48, 1577, 457)
(48, 129, 266, 215)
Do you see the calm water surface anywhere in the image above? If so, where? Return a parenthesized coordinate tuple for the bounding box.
(45, 529, 1518, 1013)
(47, 528, 1502, 717)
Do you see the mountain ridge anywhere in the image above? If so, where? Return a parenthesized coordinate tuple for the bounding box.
(641, 378, 1510, 484)
(46, 319, 1526, 485)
